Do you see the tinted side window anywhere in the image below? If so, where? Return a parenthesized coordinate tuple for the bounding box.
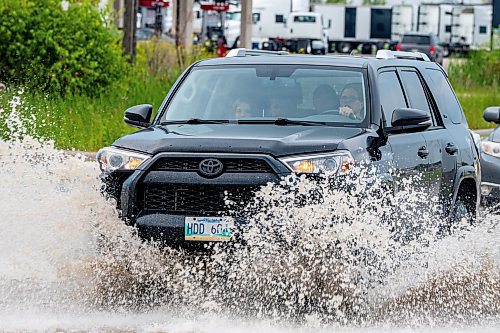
(426, 69, 464, 124)
(400, 71, 431, 115)
(378, 71, 407, 127)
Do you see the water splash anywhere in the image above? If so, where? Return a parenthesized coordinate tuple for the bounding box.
(0, 94, 498, 331)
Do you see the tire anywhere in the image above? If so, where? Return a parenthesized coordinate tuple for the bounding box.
(439, 197, 475, 237)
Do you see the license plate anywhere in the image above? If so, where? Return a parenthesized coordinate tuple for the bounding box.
(184, 217, 234, 241)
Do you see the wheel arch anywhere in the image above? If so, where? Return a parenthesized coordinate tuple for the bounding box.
(449, 165, 480, 217)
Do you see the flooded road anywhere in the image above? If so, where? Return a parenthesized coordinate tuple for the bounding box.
(0, 95, 498, 332)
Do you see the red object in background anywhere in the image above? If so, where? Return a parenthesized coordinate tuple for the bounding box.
(139, 0, 169, 8)
(396, 42, 401, 51)
(217, 37, 228, 57)
(200, 3, 230, 12)
(430, 44, 436, 54)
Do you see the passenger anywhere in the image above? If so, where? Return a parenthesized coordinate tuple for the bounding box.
(231, 97, 258, 118)
(339, 83, 364, 120)
(312, 84, 340, 113)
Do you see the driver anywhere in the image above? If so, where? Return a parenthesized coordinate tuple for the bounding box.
(313, 84, 339, 113)
(339, 83, 364, 120)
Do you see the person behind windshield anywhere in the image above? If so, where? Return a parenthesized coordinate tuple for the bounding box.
(231, 97, 258, 118)
(312, 84, 340, 113)
(339, 83, 364, 120)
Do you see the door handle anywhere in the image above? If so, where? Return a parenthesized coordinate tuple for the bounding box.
(445, 143, 458, 155)
(418, 146, 429, 158)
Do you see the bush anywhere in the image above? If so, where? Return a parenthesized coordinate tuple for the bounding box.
(0, 0, 128, 96)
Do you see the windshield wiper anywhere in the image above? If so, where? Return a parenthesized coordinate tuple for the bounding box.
(160, 118, 230, 125)
(237, 118, 327, 126)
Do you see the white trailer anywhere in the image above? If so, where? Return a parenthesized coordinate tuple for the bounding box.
(416, 4, 453, 45)
(391, 4, 415, 41)
(313, 4, 393, 53)
(251, 0, 291, 45)
(416, 3, 492, 52)
(451, 5, 492, 50)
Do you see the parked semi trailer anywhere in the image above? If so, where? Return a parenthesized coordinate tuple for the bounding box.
(313, 4, 395, 54)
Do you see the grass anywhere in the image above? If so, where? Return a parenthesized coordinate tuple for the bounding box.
(454, 87, 499, 130)
(448, 49, 499, 129)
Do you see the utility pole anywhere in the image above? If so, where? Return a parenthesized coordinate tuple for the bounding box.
(123, 0, 137, 63)
(173, 0, 193, 49)
(240, 0, 253, 48)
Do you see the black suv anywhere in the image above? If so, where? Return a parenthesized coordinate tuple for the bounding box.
(97, 49, 480, 245)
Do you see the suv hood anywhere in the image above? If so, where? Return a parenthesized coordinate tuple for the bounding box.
(112, 124, 364, 157)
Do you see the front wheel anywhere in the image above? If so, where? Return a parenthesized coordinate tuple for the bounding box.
(439, 197, 476, 237)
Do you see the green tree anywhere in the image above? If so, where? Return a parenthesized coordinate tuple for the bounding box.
(311, 0, 348, 4)
(0, 0, 128, 96)
(363, 0, 386, 5)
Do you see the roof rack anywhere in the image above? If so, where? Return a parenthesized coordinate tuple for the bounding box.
(376, 50, 430, 62)
(226, 48, 289, 57)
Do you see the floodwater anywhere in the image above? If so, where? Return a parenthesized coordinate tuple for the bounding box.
(0, 94, 498, 332)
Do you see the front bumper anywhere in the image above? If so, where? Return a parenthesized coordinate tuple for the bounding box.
(117, 152, 290, 246)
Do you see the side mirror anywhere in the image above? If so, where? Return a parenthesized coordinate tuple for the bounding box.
(388, 108, 431, 131)
(483, 106, 500, 124)
(124, 104, 153, 128)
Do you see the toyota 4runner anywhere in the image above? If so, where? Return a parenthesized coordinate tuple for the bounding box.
(97, 49, 480, 246)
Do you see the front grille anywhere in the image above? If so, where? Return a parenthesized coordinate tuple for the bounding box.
(143, 184, 258, 214)
(153, 157, 272, 173)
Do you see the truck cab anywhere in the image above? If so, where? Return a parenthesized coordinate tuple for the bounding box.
(287, 12, 328, 54)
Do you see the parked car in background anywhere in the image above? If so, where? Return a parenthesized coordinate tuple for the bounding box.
(136, 27, 155, 41)
(397, 32, 444, 64)
(481, 107, 500, 207)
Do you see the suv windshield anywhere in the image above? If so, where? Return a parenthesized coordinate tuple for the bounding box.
(161, 65, 368, 125)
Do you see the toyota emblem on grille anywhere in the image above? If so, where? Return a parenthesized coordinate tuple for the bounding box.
(198, 159, 224, 178)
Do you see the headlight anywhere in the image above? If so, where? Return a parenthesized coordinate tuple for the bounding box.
(482, 140, 500, 158)
(96, 147, 151, 173)
(280, 151, 354, 174)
